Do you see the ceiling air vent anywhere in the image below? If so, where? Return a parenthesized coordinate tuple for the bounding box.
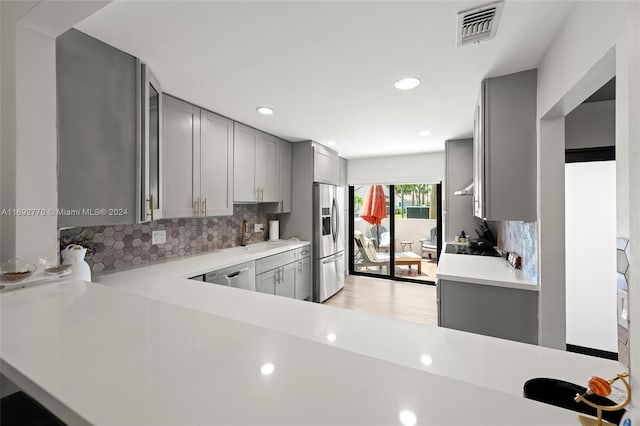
(457, 1, 504, 47)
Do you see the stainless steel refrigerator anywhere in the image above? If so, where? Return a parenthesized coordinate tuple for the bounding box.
(313, 183, 345, 302)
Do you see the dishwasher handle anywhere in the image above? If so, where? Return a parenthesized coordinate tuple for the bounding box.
(223, 267, 250, 280)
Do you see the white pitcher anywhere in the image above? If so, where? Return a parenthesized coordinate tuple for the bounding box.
(62, 244, 92, 281)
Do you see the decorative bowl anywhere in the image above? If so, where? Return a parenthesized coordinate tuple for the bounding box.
(0, 258, 37, 282)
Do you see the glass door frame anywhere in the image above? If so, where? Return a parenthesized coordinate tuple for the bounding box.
(348, 183, 442, 285)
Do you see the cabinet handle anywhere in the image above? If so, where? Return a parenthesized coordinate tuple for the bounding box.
(260, 187, 264, 202)
(298, 261, 302, 272)
(195, 196, 200, 216)
(280, 200, 284, 212)
(255, 187, 259, 202)
(146, 194, 154, 221)
(203, 198, 207, 216)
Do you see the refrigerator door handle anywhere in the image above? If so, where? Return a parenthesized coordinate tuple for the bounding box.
(334, 197, 340, 243)
(322, 251, 344, 264)
(331, 197, 337, 243)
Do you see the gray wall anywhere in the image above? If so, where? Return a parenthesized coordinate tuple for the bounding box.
(57, 29, 138, 227)
(444, 139, 477, 242)
(565, 100, 615, 149)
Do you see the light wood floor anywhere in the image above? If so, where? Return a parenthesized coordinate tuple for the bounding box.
(355, 259, 438, 281)
(323, 275, 438, 326)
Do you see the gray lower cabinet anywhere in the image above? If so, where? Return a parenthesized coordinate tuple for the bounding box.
(255, 260, 295, 298)
(255, 247, 311, 300)
(279, 262, 296, 298)
(256, 268, 277, 295)
(437, 279, 538, 344)
(295, 255, 311, 300)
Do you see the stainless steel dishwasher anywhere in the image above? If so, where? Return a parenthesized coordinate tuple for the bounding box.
(204, 261, 256, 291)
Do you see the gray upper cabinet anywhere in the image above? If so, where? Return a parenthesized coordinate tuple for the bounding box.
(140, 64, 164, 222)
(233, 124, 258, 203)
(200, 110, 234, 216)
(57, 29, 138, 227)
(164, 96, 200, 218)
(473, 69, 537, 221)
(164, 95, 233, 218)
(255, 133, 278, 202)
(233, 123, 278, 203)
(313, 143, 339, 185)
(277, 140, 293, 213)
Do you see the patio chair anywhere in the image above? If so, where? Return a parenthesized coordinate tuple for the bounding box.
(370, 226, 390, 251)
(420, 227, 438, 259)
(354, 231, 390, 273)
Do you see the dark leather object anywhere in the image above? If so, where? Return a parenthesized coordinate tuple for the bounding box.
(523, 377, 625, 425)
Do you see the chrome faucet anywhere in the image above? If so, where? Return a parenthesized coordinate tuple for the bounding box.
(240, 220, 251, 246)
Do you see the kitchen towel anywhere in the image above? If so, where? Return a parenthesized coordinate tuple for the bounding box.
(269, 220, 279, 241)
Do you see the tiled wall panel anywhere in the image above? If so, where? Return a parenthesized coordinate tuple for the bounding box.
(497, 221, 538, 282)
(59, 205, 271, 273)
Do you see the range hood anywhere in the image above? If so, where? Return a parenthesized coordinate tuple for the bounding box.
(454, 182, 474, 196)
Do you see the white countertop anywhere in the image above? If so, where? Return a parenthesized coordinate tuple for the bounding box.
(1, 241, 623, 424)
(1, 280, 600, 425)
(94, 243, 618, 398)
(96, 240, 310, 281)
(436, 244, 539, 291)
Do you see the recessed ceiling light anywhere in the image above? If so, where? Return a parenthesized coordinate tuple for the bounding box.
(327, 333, 337, 342)
(326, 140, 337, 146)
(394, 77, 421, 90)
(256, 106, 274, 115)
(418, 130, 432, 136)
(260, 363, 275, 375)
(399, 410, 417, 426)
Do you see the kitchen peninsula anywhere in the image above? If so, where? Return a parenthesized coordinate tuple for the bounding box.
(1, 241, 621, 425)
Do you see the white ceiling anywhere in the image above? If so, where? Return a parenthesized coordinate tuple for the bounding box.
(76, 1, 575, 159)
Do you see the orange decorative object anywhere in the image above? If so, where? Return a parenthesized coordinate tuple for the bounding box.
(588, 376, 612, 397)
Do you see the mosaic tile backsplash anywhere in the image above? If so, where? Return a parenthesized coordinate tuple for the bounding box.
(497, 220, 538, 282)
(59, 204, 272, 274)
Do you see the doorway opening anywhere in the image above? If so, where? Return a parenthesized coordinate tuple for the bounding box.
(348, 183, 442, 284)
(564, 76, 618, 360)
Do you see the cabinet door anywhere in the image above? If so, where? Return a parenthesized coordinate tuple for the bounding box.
(163, 95, 200, 218)
(255, 132, 279, 202)
(201, 110, 233, 216)
(277, 139, 292, 213)
(141, 64, 163, 222)
(233, 123, 257, 202)
(256, 269, 277, 295)
(277, 263, 296, 298)
(313, 144, 339, 185)
(294, 256, 311, 300)
(472, 100, 484, 219)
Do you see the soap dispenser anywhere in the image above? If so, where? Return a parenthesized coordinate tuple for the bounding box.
(240, 220, 250, 246)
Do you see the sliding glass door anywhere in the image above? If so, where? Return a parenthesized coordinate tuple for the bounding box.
(349, 183, 442, 284)
(351, 184, 392, 278)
